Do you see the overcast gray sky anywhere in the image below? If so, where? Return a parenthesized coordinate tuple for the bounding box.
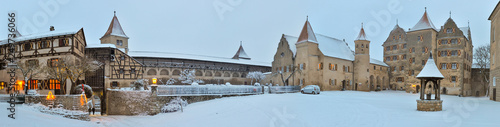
(1, 0, 497, 63)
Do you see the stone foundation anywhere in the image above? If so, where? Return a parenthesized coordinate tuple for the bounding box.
(416, 100, 443, 111)
(25, 95, 88, 112)
(105, 89, 253, 115)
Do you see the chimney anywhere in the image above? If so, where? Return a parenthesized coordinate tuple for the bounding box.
(50, 26, 55, 31)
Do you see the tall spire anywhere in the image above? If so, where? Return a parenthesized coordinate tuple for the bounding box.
(356, 23, 367, 41)
(449, 11, 452, 18)
(101, 11, 128, 39)
(296, 17, 318, 44)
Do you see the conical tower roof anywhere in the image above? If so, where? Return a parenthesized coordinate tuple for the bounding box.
(355, 24, 367, 41)
(410, 8, 437, 32)
(416, 52, 444, 79)
(232, 42, 250, 60)
(101, 11, 128, 39)
(296, 18, 318, 44)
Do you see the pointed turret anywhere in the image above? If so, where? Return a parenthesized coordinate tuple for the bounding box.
(296, 17, 318, 44)
(410, 8, 437, 32)
(232, 41, 251, 60)
(100, 11, 130, 53)
(355, 23, 367, 41)
(101, 11, 128, 39)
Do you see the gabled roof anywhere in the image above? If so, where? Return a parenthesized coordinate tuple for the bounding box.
(410, 9, 437, 32)
(355, 25, 367, 41)
(101, 12, 128, 39)
(232, 42, 251, 60)
(0, 28, 81, 45)
(296, 19, 318, 44)
(416, 52, 444, 79)
(281, 33, 388, 67)
(489, 1, 500, 20)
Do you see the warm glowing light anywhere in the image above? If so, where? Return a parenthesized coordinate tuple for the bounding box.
(80, 94, 88, 106)
(46, 91, 55, 100)
(411, 85, 417, 88)
(16, 80, 25, 91)
(152, 78, 157, 84)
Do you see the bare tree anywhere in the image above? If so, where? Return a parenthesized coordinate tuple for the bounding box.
(273, 65, 301, 86)
(246, 71, 266, 85)
(16, 60, 44, 93)
(473, 44, 490, 96)
(43, 56, 102, 94)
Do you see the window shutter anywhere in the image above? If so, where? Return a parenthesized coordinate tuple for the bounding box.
(447, 50, 451, 56)
(448, 39, 451, 44)
(452, 28, 456, 33)
(335, 64, 338, 71)
(425, 47, 428, 53)
(438, 51, 441, 57)
(458, 50, 461, 56)
(438, 40, 441, 45)
(458, 39, 461, 44)
(409, 48, 412, 53)
(304, 63, 306, 69)
(447, 63, 451, 69)
(457, 63, 460, 68)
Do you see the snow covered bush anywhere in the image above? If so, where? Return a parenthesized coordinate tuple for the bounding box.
(166, 78, 176, 85)
(26, 103, 90, 121)
(191, 82, 199, 86)
(246, 71, 266, 85)
(133, 79, 149, 90)
(254, 83, 261, 86)
(225, 82, 232, 86)
(178, 69, 204, 84)
(161, 97, 188, 113)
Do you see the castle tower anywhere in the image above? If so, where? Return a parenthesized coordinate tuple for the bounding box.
(353, 24, 371, 91)
(100, 11, 129, 53)
(295, 17, 321, 86)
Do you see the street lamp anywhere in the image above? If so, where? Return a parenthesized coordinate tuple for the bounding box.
(151, 78, 158, 95)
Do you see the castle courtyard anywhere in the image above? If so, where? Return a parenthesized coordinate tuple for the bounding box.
(2, 91, 499, 127)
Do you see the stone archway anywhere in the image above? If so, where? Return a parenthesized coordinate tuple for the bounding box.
(215, 71, 222, 77)
(160, 69, 169, 75)
(172, 69, 181, 76)
(147, 69, 157, 75)
(195, 70, 203, 76)
(232, 72, 240, 78)
(376, 76, 380, 88)
(205, 71, 213, 77)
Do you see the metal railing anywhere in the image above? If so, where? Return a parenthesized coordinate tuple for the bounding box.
(269, 86, 301, 93)
(157, 85, 262, 96)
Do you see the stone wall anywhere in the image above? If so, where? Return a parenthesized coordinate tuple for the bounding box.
(416, 100, 443, 111)
(25, 95, 88, 112)
(105, 89, 250, 115)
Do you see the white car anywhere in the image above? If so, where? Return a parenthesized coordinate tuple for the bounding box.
(301, 85, 320, 94)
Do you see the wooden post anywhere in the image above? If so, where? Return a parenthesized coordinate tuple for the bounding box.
(437, 80, 441, 100)
(420, 79, 424, 100)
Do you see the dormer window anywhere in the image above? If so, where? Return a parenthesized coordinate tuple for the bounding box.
(280, 52, 284, 57)
(361, 44, 364, 48)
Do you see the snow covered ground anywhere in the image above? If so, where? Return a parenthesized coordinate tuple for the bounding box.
(2, 91, 500, 127)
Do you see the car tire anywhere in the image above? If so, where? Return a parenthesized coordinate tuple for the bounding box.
(312, 91, 316, 95)
(301, 91, 304, 94)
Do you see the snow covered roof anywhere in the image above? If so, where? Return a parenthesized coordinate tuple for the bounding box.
(316, 34, 355, 61)
(370, 58, 389, 67)
(0, 29, 80, 45)
(416, 52, 444, 79)
(409, 10, 437, 32)
(296, 19, 318, 44)
(101, 12, 128, 39)
(86, 43, 117, 48)
(355, 27, 367, 40)
(282, 33, 388, 67)
(283, 35, 298, 55)
(472, 64, 490, 69)
(128, 51, 271, 67)
(232, 43, 251, 60)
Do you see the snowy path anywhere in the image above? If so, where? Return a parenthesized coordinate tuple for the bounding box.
(2, 91, 500, 127)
